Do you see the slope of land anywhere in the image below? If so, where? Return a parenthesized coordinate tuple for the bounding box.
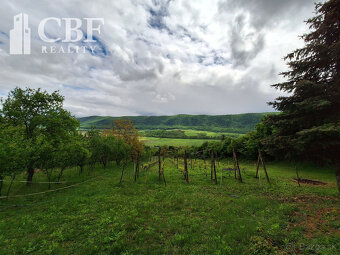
(0, 160, 338, 254)
(78, 113, 273, 133)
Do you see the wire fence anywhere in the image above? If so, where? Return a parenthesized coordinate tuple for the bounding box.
(0, 173, 107, 200)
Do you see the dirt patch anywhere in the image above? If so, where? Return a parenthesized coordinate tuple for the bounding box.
(280, 195, 338, 204)
(289, 206, 340, 238)
(293, 178, 327, 186)
(284, 195, 340, 239)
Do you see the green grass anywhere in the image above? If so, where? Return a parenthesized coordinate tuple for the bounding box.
(139, 129, 241, 138)
(181, 129, 241, 138)
(0, 160, 339, 254)
(141, 137, 212, 146)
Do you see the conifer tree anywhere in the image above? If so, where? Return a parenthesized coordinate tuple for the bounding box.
(263, 0, 340, 190)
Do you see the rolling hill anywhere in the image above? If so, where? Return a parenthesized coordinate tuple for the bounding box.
(78, 113, 273, 133)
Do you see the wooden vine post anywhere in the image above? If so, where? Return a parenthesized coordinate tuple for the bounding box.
(157, 147, 167, 186)
(255, 149, 270, 183)
(184, 150, 189, 183)
(134, 153, 140, 182)
(158, 147, 161, 183)
(295, 166, 301, 187)
(161, 150, 167, 186)
(211, 150, 217, 184)
(232, 148, 243, 183)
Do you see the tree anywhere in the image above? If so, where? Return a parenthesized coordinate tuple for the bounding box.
(110, 120, 144, 182)
(263, 0, 340, 190)
(38, 138, 57, 189)
(112, 137, 129, 167)
(111, 119, 144, 160)
(0, 87, 79, 184)
(72, 134, 91, 175)
(87, 128, 103, 170)
(55, 141, 78, 182)
(0, 121, 29, 196)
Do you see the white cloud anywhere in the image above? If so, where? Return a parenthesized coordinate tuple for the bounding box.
(0, 0, 315, 116)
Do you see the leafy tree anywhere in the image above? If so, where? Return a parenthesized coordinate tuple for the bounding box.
(72, 134, 91, 174)
(263, 0, 340, 189)
(111, 119, 144, 160)
(0, 121, 29, 196)
(112, 137, 130, 167)
(0, 87, 79, 184)
(110, 120, 144, 181)
(38, 138, 57, 189)
(100, 134, 119, 168)
(240, 122, 274, 160)
(55, 141, 78, 182)
(86, 128, 103, 169)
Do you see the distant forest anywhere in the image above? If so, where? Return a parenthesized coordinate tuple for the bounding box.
(78, 113, 273, 133)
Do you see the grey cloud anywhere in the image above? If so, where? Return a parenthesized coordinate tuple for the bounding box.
(230, 14, 265, 67)
(0, 0, 316, 117)
(219, 0, 315, 30)
(219, 0, 315, 67)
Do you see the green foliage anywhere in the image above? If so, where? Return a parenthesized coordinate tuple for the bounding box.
(0, 87, 80, 183)
(187, 121, 273, 160)
(78, 113, 271, 133)
(71, 134, 91, 174)
(86, 128, 131, 168)
(264, 1, 340, 164)
(0, 122, 29, 195)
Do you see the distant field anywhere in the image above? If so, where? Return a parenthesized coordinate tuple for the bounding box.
(141, 137, 212, 146)
(180, 129, 242, 138)
(139, 129, 243, 147)
(138, 129, 243, 139)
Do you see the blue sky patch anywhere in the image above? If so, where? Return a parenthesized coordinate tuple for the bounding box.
(63, 84, 94, 91)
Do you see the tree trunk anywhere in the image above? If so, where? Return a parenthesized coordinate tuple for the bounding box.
(102, 158, 107, 168)
(255, 154, 260, 178)
(46, 169, 52, 189)
(119, 161, 128, 184)
(336, 161, 340, 194)
(57, 168, 65, 183)
(134, 156, 140, 182)
(79, 165, 84, 175)
(6, 174, 16, 199)
(0, 175, 3, 196)
(116, 159, 121, 167)
(26, 161, 35, 185)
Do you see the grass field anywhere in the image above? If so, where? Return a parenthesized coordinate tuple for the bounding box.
(181, 129, 242, 138)
(0, 159, 339, 254)
(141, 137, 213, 146)
(138, 129, 243, 138)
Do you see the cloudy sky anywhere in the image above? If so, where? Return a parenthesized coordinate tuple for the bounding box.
(0, 0, 316, 117)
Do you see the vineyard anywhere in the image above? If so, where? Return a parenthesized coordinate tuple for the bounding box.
(0, 155, 338, 254)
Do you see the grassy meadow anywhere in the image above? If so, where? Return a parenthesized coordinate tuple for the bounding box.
(0, 159, 339, 254)
(140, 137, 213, 147)
(139, 129, 242, 146)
